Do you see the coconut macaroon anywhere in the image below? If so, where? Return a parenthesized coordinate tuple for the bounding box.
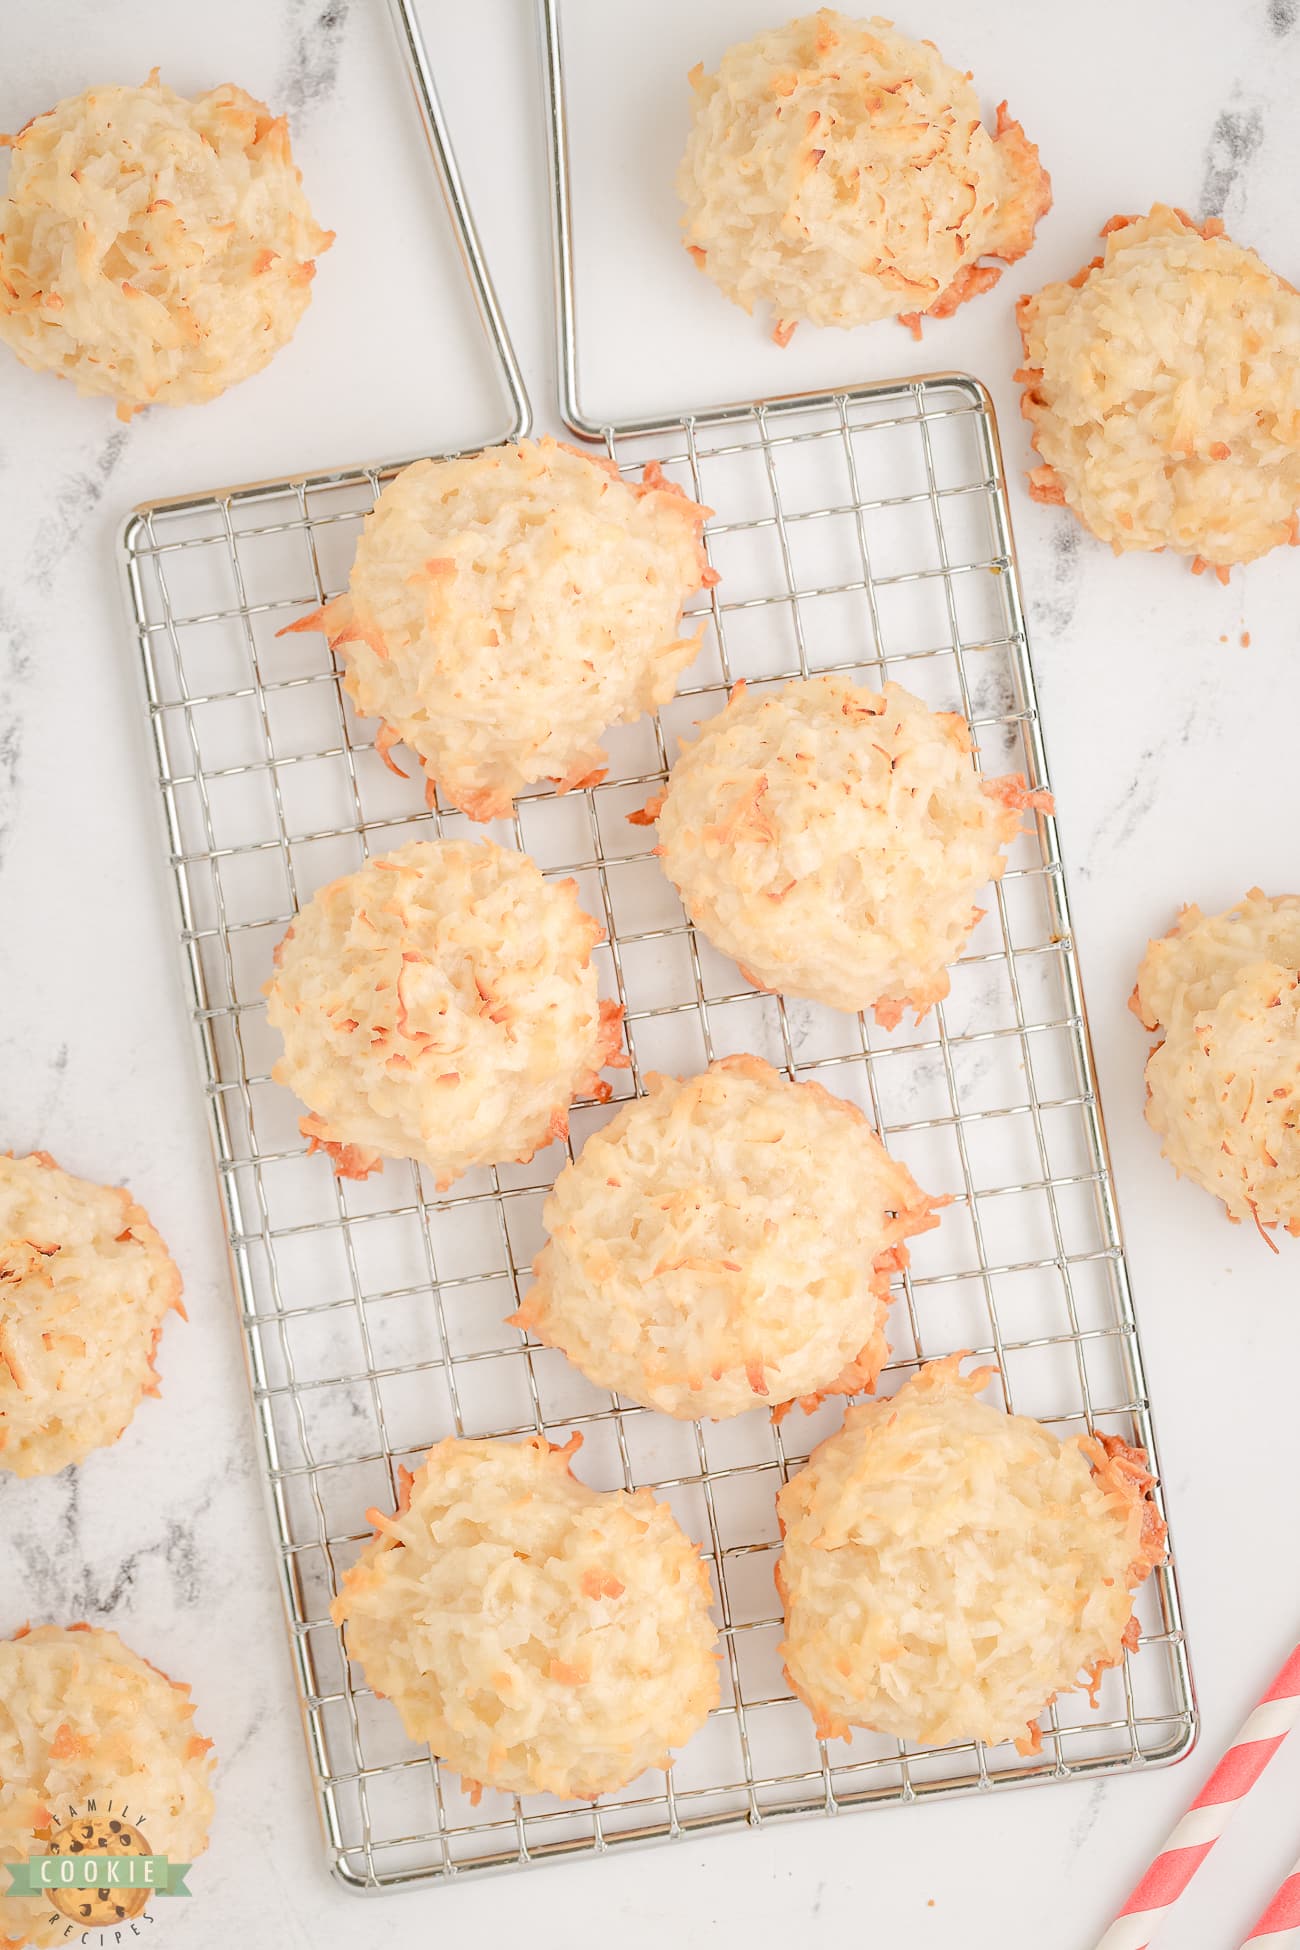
(332, 1433, 719, 1801)
(282, 439, 716, 822)
(517, 1055, 941, 1419)
(639, 676, 1050, 1024)
(265, 839, 625, 1187)
(776, 1359, 1166, 1752)
(676, 11, 1050, 345)
(0, 72, 332, 419)
(1132, 888, 1300, 1243)
(1016, 207, 1300, 580)
(0, 1624, 215, 1949)
(0, 1152, 184, 1477)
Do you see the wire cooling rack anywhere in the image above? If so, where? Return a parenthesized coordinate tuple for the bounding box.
(117, 6, 1193, 1897)
(120, 372, 1196, 1889)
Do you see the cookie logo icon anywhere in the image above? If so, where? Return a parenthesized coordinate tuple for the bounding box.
(45, 1814, 151, 1926)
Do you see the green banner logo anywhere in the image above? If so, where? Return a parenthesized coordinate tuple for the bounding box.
(4, 1855, 192, 1897)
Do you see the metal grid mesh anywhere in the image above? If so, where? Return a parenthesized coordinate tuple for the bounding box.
(120, 375, 1194, 1892)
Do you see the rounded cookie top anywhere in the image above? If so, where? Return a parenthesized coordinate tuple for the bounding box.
(520, 1054, 941, 1418)
(0, 1152, 183, 1477)
(0, 1624, 215, 1950)
(265, 838, 625, 1187)
(0, 73, 331, 415)
(1017, 206, 1300, 576)
(331, 1433, 719, 1801)
(677, 9, 1049, 342)
(650, 675, 1047, 1021)
(290, 438, 714, 821)
(1134, 889, 1300, 1239)
(776, 1358, 1165, 1751)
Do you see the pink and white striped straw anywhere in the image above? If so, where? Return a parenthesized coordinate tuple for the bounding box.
(1239, 1853, 1300, 1948)
(1095, 1643, 1300, 1950)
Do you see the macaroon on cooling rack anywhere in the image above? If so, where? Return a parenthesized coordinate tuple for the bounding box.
(116, 0, 1195, 1892)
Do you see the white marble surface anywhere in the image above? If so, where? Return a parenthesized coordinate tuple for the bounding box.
(3, 2, 1300, 1946)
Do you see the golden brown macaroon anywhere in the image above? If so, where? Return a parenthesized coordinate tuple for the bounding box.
(639, 675, 1051, 1024)
(517, 1055, 942, 1418)
(0, 1152, 184, 1477)
(282, 439, 716, 822)
(265, 839, 626, 1187)
(677, 10, 1050, 344)
(0, 72, 331, 417)
(776, 1359, 1166, 1752)
(0, 1624, 215, 1950)
(332, 1433, 719, 1801)
(1131, 888, 1300, 1244)
(1017, 206, 1300, 579)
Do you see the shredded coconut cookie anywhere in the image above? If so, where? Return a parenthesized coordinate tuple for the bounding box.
(0, 1624, 215, 1950)
(0, 1152, 184, 1477)
(518, 1054, 942, 1418)
(676, 10, 1050, 344)
(1132, 888, 1300, 1243)
(282, 439, 716, 822)
(0, 72, 332, 418)
(266, 839, 625, 1187)
(641, 675, 1050, 1023)
(776, 1359, 1166, 1751)
(332, 1433, 719, 1801)
(1017, 206, 1300, 579)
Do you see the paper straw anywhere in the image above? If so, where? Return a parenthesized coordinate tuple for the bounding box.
(1240, 1854, 1300, 1947)
(1095, 1643, 1300, 1950)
